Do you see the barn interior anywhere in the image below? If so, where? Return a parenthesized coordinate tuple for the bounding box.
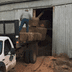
(36, 7, 53, 56)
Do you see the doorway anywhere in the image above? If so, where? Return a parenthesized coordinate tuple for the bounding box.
(35, 7, 53, 56)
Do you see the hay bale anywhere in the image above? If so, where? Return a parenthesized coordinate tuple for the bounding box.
(20, 27, 36, 32)
(29, 20, 39, 27)
(19, 32, 42, 42)
(37, 33, 42, 40)
(20, 26, 47, 41)
(20, 32, 34, 42)
(19, 32, 28, 41)
(27, 32, 42, 41)
(27, 32, 34, 41)
(39, 20, 51, 28)
(36, 27, 47, 40)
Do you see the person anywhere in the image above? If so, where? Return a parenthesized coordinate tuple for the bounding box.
(19, 12, 32, 27)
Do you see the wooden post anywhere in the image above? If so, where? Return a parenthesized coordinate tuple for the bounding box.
(53, 6, 55, 12)
(33, 9, 36, 18)
(37, 12, 44, 18)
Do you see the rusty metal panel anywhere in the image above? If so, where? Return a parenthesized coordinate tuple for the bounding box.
(53, 4, 72, 58)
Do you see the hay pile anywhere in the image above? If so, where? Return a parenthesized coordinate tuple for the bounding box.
(52, 53, 72, 72)
(14, 53, 72, 72)
(33, 53, 72, 72)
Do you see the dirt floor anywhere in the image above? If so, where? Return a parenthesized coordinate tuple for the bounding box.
(10, 53, 72, 72)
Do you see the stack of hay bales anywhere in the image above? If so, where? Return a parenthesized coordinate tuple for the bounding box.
(20, 24, 47, 42)
(19, 11, 48, 42)
(20, 32, 42, 42)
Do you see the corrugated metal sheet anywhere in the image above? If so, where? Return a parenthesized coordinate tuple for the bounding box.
(0, 0, 42, 4)
(0, 0, 72, 12)
(0, 11, 15, 20)
(0, 0, 72, 5)
(0, 8, 33, 21)
(52, 4, 72, 58)
(0, 0, 30, 4)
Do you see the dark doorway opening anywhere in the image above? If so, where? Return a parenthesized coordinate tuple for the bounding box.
(36, 7, 53, 56)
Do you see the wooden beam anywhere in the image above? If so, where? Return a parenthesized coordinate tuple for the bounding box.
(37, 12, 44, 18)
(33, 9, 36, 18)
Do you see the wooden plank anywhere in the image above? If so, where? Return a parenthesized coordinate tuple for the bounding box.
(52, 6, 56, 55)
(33, 9, 36, 18)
